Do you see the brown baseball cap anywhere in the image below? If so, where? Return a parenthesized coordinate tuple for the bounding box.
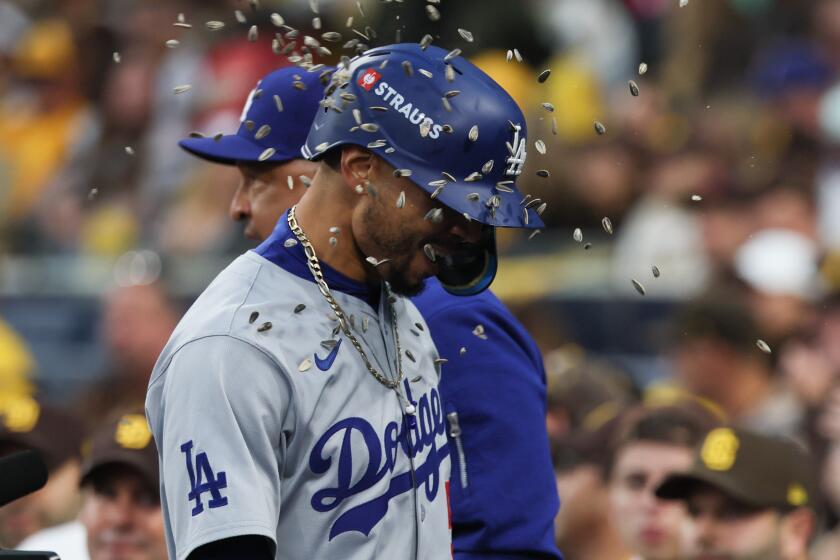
(656, 427, 818, 512)
(0, 395, 83, 472)
(80, 411, 159, 491)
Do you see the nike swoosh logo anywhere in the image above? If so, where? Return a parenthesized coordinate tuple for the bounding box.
(314, 339, 342, 371)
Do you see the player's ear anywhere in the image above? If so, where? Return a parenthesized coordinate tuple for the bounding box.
(340, 145, 373, 188)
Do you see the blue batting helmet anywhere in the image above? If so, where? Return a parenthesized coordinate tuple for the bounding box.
(303, 43, 541, 231)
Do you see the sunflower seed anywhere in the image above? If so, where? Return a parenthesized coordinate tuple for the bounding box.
(244, 24, 258, 41)
(584, 242, 592, 250)
(352, 108, 362, 125)
(394, 169, 412, 178)
(367, 140, 387, 149)
(418, 68, 433, 79)
(460, 346, 467, 356)
(573, 228, 583, 242)
(506, 50, 513, 62)
(249, 311, 259, 324)
(542, 102, 555, 112)
(286, 175, 294, 190)
(321, 339, 337, 351)
(271, 13, 285, 26)
(329, 237, 337, 247)
(431, 185, 445, 199)
(426, 4, 441, 20)
(384, 147, 395, 154)
(629, 80, 640, 97)
(536, 169, 550, 178)
(680, 0, 689, 6)
(434, 358, 448, 367)
(552, 116, 558, 135)
(444, 48, 461, 63)
(418, 120, 431, 138)
(257, 321, 272, 332)
(365, 256, 390, 267)
(255, 124, 271, 139)
(538, 69, 551, 83)
(309, 0, 319, 13)
(495, 182, 513, 193)
(402, 60, 413, 76)
(444, 90, 460, 99)
(420, 34, 433, 50)
(631, 279, 646, 296)
(442, 124, 454, 133)
(370, 106, 388, 112)
(756, 339, 772, 353)
(293, 303, 306, 314)
(173, 84, 192, 94)
(360, 123, 379, 132)
(482, 160, 494, 174)
(602, 217, 614, 234)
(535, 139, 546, 154)
(525, 198, 541, 209)
(314, 142, 329, 153)
(112, 51, 121, 63)
(173, 22, 191, 29)
(536, 202, 547, 216)
(465, 172, 482, 182)
(396, 191, 406, 208)
(320, 31, 341, 43)
(468, 125, 479, 142)
(206, 21, 225, 30)
(425, 208, 444, 223)
(442, 97, 452, 112)
(244, 120, 255, 131)
(639, 62, 648, 75)
(594, 121, 607, 135)
(329, 226, 340, 235)
(362, 315, 369, 333)
(87, 187, 98, 200)
(249, 0, 259, 10)
(312, 17, 322, 30)
(472, 324, 487, 339)
(346, 16, 354, 28)
(292, 81, 307, 91)
(166, 39, 180, 48)
(652, 265, 661, 278)
(258, 147, 276, 161)
(299, 175, 312, 187)
(298, 358, 313, 372)
(458, 28, 474, 42)
(405, 349, 416, 363)
(354, 184, 364, 194)
(445, 64, 455, 82)
(691, 194, 703, 201)
(124, 146, 134, 156)
(235, 10, 247, 23)
(284, 238, 298, 248)
(442, 172, 456, 183)
(513, 48, 523, 62)
(467, 192, 480, 201)
(423, 244, 436, 262)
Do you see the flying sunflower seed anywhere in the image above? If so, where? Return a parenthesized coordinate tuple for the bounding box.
(257, 321, 272, 332)
(536, 202, 547, 216)
(482, 160, 494, 174)
(370, 106, 388, 112)
(639, 62, 648, 75)
(87, 187, 98, 200)
(552, 116, 558, 135)
(506, 50, 513, 62)
(442, 124, 454, 133)
(420, 34, 433, 50)
(314, 142, 329, 153)
(496, 182, 514, 193)
(629, 80, 640, 97)
(652, 265, 661, 278)
(442, 97, 452, 112)
(173, 22, 191, 29)
(298, 358, 313, 372)
(270, 13, 284, 26)
(249, 311, 259, 324)
(691, 194, 703, 201)
(513, 48, 523, 62)
(602, 217, 614, 234)
(329, 237, 338, 247)
(173, 84, 192, 94)
(394, 169, 412, 178)
(124, 146, 134, 156)
(594, 121, 607, 135)
(354, 184, 364, 194)
(299, 175, 312, 187)
(442, 172, 456, 183)
(402, 60, 413, 76)
(460, 347, 467, 356)
(542, 102, 555, 112)
(467, 193, 480, 201)
(584, 242, 592, 250)
(431, 185, 445, 199)
(384, 147, 395, 154)
(309, 0, 319, 13)
(165, 39, 180, 48)
(249, 0, 259, 10)
(535, 139, 546, 154)
(538, 69, 551, 83)
(426, 5, 441, 21)
(247, 25, 258, 41)
(258, 147, 276, 161)
(284, 238, 298, 248)
(573, 228, 583, 242)
(536, 169, 550, 178)
(235, 10, 247, 23)
(255, 124, 271, 139)
(418, 68, 433, 79)
(321, 339, 337, 351)
(367, 140, 387, 149)
(312, 17, 322, 30)
(444, 49, 461, 63)
(405, 349, 416, 363)
(352, 108, 362, 125)
(631, 279, 646, 296)
(360, 123, 379, 132)
(244, 120, 255, 131)
(365, 256, 390, 267)
(423, 244, 436, 262)
(292, 81, 307, 91)
(756, 339, 772, 353)
(112, 51, 121, 63)
(472, 324, 487, 339)
(445, 64, 455, 82)
(206, 21, 225, 30)
(465, 172, 482, 182)
(177, 13, 185, 23)
(322, 31, 341, 42)
(468, 125, 479, 142)
(425, 208, 444, 223)
(458, 28, 474, 42)
(294, 303, 306, 314)
(329, 226, 340, 235)
(396, 191, 406, 209)
(680, 0, 689, 6)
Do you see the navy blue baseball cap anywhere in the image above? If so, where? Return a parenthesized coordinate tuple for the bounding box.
(179, 66, 334, 165)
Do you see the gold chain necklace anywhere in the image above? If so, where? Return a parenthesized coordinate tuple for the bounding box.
(287, 205, 405, 390)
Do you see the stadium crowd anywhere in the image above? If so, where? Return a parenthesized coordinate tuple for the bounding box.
(2, 0, 840, 558)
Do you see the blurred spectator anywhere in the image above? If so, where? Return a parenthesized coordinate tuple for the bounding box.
(657, 427, 818, 560)
(606, 404, 718, 560)
(0, 316, 35, 399)
(19, 410, 165, 560)
(75, 283, 178, 429)
(0, 395, 84, 548)
(669, 289, 804, 437)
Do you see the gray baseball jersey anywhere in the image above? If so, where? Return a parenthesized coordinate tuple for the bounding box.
(145, 248, 452, 560)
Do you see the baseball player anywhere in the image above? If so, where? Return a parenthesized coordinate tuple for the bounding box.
(147, 44, 547, 560)
(178, 61, 561, 559)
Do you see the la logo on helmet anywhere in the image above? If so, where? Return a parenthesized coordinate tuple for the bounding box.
(358, 68, 381, 91)
(505, 124, 527, 176)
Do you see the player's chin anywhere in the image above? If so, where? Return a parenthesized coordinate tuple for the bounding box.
(386, 257, 432, 297)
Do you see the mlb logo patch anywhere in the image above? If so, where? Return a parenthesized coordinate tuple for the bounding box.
(358, 68, 381, 91)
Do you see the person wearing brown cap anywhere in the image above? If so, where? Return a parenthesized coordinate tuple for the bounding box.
(20, 411, 166, 560)
(0, 395, 84, 547)
(656, 427, 818, 560)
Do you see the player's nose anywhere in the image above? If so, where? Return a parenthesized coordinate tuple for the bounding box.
(229, 184, 252, 222)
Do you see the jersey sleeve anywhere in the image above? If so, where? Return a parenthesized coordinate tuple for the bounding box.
(420, 295, 562, 560)
(150, 335, 294, 560)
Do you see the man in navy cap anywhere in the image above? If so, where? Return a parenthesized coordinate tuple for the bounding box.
(168, 56, 560, 560)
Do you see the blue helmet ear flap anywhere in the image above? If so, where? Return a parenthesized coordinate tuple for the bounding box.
(436, 227, 498, 296)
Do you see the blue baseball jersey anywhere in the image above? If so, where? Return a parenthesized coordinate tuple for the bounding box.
(413, 280, 562, 559)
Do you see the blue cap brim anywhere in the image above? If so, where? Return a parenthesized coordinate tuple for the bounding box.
(179, 134, 300, 165)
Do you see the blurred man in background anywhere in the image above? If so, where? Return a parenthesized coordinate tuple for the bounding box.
(0, 395, 84, 548)
(657, 427, 818, 560)
(607, 405, 717, 560)
(20, 410, 166, 560)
